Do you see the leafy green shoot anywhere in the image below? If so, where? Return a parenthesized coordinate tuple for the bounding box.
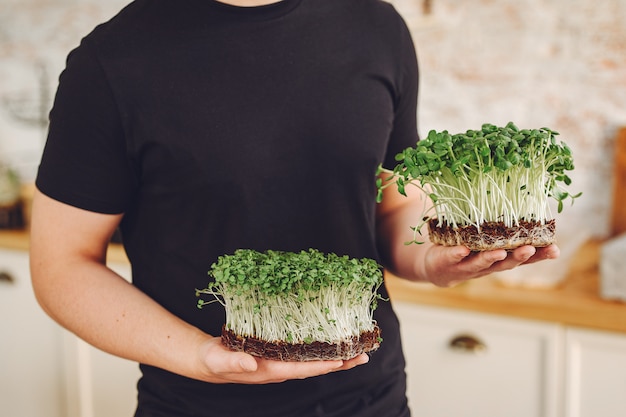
(196, 249, 384, 344)
(377, 122, 581, 242)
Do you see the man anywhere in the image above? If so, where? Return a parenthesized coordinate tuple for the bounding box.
(30, 0, 558, 415)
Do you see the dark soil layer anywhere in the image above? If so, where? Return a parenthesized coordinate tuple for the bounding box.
(428, 219, 556, 251)
(221, 325, 381, 361)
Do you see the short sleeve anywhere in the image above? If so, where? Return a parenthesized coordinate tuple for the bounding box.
(382, 15, 419, 169)
(36, 38, 136, 214)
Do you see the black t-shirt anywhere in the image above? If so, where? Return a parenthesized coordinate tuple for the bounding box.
(37, 0, 419, 416)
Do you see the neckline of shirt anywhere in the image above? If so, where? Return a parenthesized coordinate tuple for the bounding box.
(203, 0, 304, 20)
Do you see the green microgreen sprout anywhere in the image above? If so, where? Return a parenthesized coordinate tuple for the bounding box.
(196, 249, 384, 345)
(376, 122, 581, 244)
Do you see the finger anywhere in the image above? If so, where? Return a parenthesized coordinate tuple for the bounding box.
(462, 249, 508, 272)
(509, 245, 537, 264)
(201, 337, 260, 379)
(447, 245, 472, 263)
(333, 353, 370, 371)
(208, 347, 259, 375)
(425, 245, 481, 287)
(423, 245, 472, 287)
(485, 246, 536, 273)
(253, 358, 345, 382)
(212, 355, 345, 384)
(524, 244, 560, 264)
(429, 244, 471, 272)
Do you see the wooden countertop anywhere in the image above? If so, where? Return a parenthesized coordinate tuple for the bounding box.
(386, 240, 626, 333)
(4, 228, 625, 333)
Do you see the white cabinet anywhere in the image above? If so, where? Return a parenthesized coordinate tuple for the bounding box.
(0, 248, 67, 417)
(63, 261, 142, 417)
(395, 301, 626, 417)
(394, 302, 562, 417)
(63, 335, 141, 417)
(564, 327, 626, 417)
(0, 247, 140, 417)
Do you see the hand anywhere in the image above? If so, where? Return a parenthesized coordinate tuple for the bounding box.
(421, 244, 560, 287)
(196, 336, 370, 384)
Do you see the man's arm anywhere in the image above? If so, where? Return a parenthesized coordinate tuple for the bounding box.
(29, 189, 367, 384)
(375, 173, 560, 287)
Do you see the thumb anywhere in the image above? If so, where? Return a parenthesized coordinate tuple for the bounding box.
(203, 337, 258, 375)
(211, 350, 258, 374)
(448, 245, 471, 263)
(236, 354, 258, 372)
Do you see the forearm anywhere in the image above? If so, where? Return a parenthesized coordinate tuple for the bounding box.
(375, 174, 432, 281)
(29, 189, 213, 381)
(376, 201, 430, 282)
(31, 255, 212, 381)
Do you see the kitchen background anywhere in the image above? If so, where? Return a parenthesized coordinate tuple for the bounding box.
(1, 0, 625, 237)
(1, 1, 626, 417)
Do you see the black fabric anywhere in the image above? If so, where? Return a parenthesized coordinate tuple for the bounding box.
(36, 0, 419, 416)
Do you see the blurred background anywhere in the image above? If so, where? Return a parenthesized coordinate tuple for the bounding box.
(1, 1, 625, 417)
